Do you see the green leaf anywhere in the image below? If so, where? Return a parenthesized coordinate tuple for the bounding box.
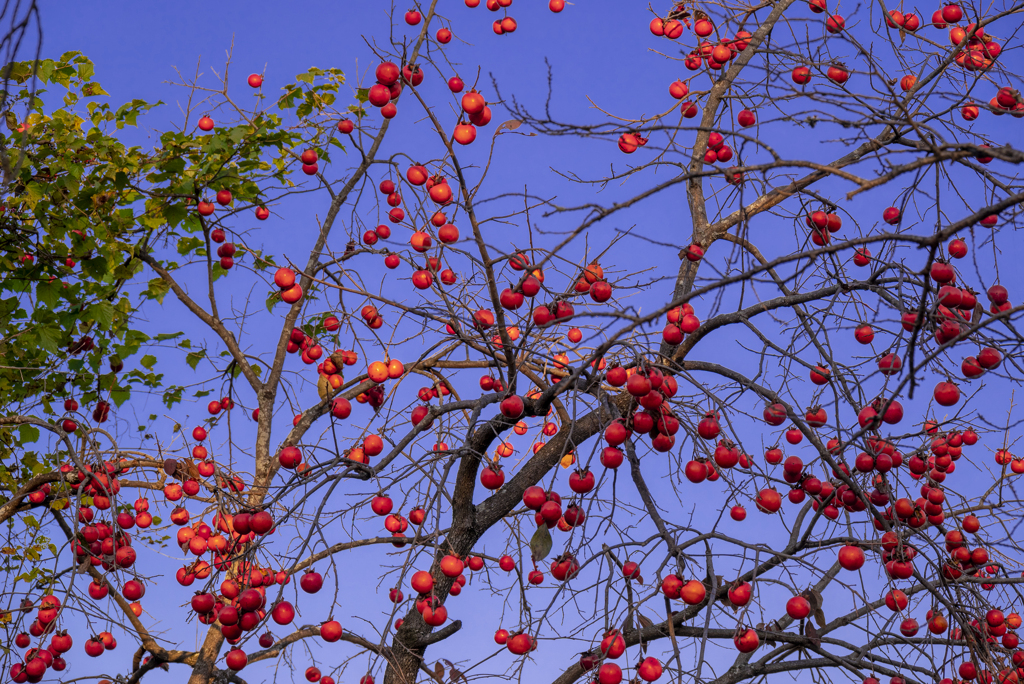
(35, 326, 61, 353)
(162, 386, 184, 408)
(87, 302, 115, 330)
(177, 236, 204, 256)
(140, 355, 157, 369)
(35, 59, 55, 83)
(18, 425, 40, 445)
(35, 282, 59, 309)
(185, 349, 206, 370)
(76, 59, 95, 82)
(0, 61, 33, 84)
(162, 201, 188, 227)
(82, 82, 109, 97)
(22, 181, 45, 208)
(82, 256, 109, 281)
(145, 277, 170, 303)
(530, 524, 552, 562)
(266, 291, 280, 313)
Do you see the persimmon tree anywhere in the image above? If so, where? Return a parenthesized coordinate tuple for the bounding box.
(2, 2, 1024, 684)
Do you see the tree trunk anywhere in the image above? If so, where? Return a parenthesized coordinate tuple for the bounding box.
(186, 626, 226, 684)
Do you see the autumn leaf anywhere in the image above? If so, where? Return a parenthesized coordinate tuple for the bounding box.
(494, 119, 522, 135)
(317, 373, 330, 402)
(530, 524, 552, 562)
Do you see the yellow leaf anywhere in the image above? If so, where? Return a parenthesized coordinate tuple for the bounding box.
(317, 373, 329, 402)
